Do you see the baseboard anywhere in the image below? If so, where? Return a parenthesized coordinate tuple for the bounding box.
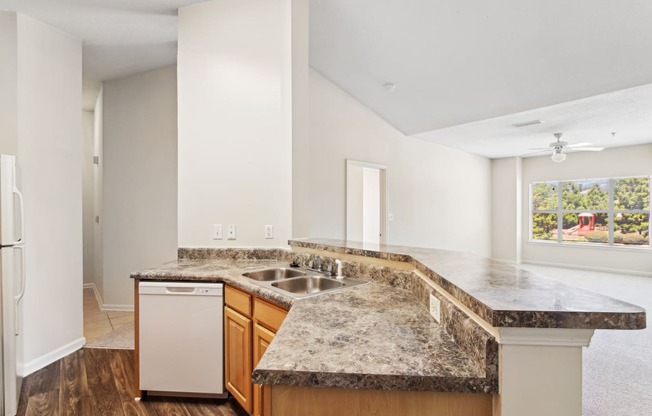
(84, 283, 133, 311)
(521, 260, 652, 277)
(21, 337, 86, 377)
(84, 283, 105, 311)
(101, 303, 134, 312)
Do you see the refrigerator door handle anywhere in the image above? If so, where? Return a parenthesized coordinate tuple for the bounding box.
(13, 186, 25, 244)
(14, 244, 26, 335)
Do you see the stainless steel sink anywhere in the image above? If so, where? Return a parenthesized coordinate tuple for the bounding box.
(271, 276, 345, 295)
(242, 268, 306, 281)
(242, 266, 368, 298)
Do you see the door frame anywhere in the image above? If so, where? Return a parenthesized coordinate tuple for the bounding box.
(345, 160, 387, 244)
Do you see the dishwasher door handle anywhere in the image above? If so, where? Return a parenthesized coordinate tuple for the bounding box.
(166, 287, 196, 294)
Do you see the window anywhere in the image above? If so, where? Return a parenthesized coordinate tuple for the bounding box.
(530, 176, 650, 247)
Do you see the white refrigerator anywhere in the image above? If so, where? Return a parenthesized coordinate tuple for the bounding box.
(0, 155, 25, 416)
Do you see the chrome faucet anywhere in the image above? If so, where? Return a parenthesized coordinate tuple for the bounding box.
(335, 259, 343, 279)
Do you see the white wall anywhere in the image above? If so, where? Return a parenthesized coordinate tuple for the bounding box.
(102, 66, 178, 308)
(14, 13, 84, 373)
(177, 0, 307, 248)
(92, 89, 104, 298)
(0, 13, 17, 156)
(518, 144, 652, 275)
(491, 157, 522, 262)
(362, 167, 381, 244)
(300, 70, 492, 256)
(82, 111, 95, 285)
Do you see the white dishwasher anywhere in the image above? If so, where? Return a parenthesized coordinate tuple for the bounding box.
(139, 281, 227, 397)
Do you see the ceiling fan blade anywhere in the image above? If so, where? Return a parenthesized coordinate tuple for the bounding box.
(565, 147, 604, 152)
(528, 147, 551, 151)
(521, 149, 551, 157)
(566, 142, 593, 148)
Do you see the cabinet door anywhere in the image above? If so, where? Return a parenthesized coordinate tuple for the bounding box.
(253, 323, 275, 416)
(225, 306, 253, 414)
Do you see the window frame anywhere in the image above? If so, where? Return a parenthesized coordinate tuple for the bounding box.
(529, 175, 651, 248)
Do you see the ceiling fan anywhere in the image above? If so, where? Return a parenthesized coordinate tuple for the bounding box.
(527, 133, 605, 163)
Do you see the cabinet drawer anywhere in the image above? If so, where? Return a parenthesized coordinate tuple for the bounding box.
(253, 298, 287, 333)
(226, 285, 252, 317)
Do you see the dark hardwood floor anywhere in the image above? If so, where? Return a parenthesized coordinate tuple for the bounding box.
(17, 348, 249, 416)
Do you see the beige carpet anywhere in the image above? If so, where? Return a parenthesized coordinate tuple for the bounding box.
(85, 321, 135, 350)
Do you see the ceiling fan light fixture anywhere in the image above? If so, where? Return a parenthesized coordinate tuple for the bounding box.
(551, 149, 566, 163)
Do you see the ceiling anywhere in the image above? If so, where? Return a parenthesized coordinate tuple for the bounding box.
(2, 0, 652, 155)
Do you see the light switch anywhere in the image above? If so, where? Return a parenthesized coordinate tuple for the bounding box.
(264, 225, 273, 239)
(227, 224, 236, 240)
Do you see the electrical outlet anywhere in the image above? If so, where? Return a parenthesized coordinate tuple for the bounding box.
(429, 293, 441, 323)
(388, 213, 394, 221)
(264, 225, 273, 239)
(212, 224, 223, 240)
(227, 224, 236, 240)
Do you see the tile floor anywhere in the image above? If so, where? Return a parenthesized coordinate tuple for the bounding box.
(83, 287, 134, 342)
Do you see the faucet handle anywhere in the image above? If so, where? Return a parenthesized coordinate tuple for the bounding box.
(335, 259, 343, 279)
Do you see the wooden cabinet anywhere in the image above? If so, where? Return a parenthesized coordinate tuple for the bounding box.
(225, 285, 287, 416)
(253, 324, 274, 416)
(225, 306, 253, 413)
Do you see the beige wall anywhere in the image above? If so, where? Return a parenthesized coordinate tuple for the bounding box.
(492, 144, 652, 275)
(82, 110, 95, 285)
(102, 65, 178, 308)
(298, 69, 492, 256)
(177, 0, 307, 248)
(519, 143, 652, 275)
(10, 13, 84, 374)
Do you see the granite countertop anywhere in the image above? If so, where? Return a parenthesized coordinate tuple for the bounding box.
(289, 238, 646, 330)
(251, 283, 494, 393)
(131, 257, 496, 393)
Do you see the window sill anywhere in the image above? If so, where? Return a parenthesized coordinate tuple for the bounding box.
(527, 240, 651, 252)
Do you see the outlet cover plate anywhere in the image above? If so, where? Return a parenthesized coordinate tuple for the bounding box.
(213, 224, 223, 240)
(227, 224, 236, 240)
(264, 225, 273, 239)
(429, 293, 441, 324)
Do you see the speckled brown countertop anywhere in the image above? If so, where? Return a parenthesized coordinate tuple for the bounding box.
(251, 283, 494, 393)
(289, 238, 646, 330)
(131, 255, 496, 393)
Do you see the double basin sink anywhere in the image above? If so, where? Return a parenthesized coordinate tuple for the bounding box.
(242, 267, 366, 298)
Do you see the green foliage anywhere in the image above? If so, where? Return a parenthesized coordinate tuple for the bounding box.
(584, 230, 608, 243)
(614, 178, 649, 210)
(532, 213, 557, 240)
(562, 181, 608, 210)
(614, 232, 624, 244)
(615, 213, 649, 237)
(622, 233, 648, 245)
(532, 183, 557, 210)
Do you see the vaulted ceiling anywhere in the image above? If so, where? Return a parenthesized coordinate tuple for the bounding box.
(3, 0, 652, 156)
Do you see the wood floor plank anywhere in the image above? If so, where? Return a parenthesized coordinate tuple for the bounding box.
(17, 349, 247, 416)
(84, 349, 127, 416)
(59, 348, 91, 415)
(25, 391, 59, 416)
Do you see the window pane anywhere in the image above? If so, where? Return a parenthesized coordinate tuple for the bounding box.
(532, 213, 558, 241)
(614, 177, 650, 210)
(614, 213, 649, 246)
(562, 213, 609, 243)
(562, 179, 608, 210)
(532, 183, 558, 210)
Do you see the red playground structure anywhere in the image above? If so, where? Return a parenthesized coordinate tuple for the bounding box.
(577, 213, 595, 236)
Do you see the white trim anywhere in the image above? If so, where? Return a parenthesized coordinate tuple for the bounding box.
(21, 337, 86, 377)
(101, 303, 134, 312)
(84, 282, 134, 311)
(527, 239, 651, 252)
(83, 282, 104, 310)
(498, 328, 594, 347)
(522, 259, 652, 277)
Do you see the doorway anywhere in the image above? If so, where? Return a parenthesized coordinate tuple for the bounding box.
(346, 160, 386, 244)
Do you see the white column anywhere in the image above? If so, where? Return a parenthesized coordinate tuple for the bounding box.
(496, 328, 594, 416)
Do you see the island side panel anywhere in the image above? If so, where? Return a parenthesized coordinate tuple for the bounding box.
(134, 278, 141, 399)
(270, 386, 493, 416)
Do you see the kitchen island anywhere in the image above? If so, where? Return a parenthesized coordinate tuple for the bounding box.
(131, 239, 645, 416)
